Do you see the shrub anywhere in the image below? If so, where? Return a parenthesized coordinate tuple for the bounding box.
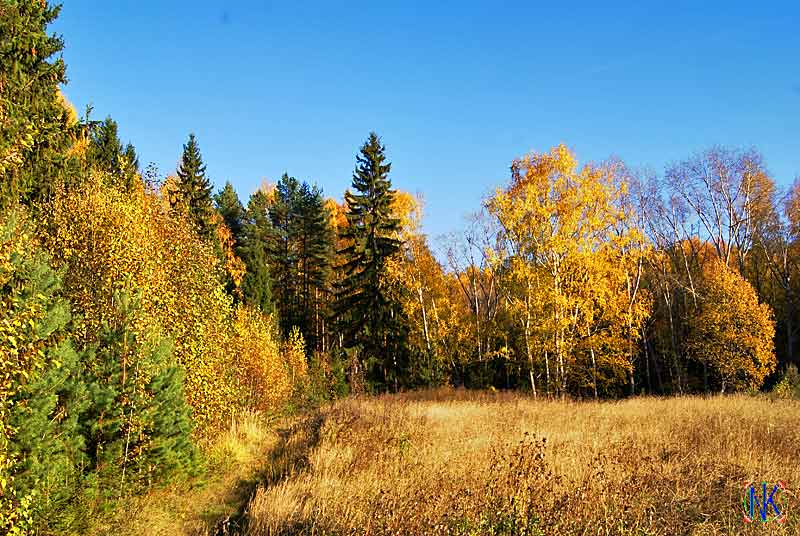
(231, 305, 297, 412)
(0, 209, 84, 534)
(772, 364, 800, 399)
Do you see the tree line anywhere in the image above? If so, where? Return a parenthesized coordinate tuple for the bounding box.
(1, 2, 799, 533)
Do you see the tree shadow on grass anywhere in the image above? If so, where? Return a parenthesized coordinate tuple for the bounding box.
(208, 412, 325, 536)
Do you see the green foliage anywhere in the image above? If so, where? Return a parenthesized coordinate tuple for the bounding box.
(771, 364, 800, 399)
(0, 208, 82, 534)
(334, 132, 407, 390)
(80, 290, 198, 501)
(268, 174, 334, 349)
(306, 351, 350, 402)
(0, 0, 76, 206)
(239, 189, 275, 313)
(87, 116, 139, 191)
(214, 181, 245, 244)
(171, 133, 216, 240)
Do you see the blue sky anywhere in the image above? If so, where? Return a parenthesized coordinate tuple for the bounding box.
(54, 1, 798, 243)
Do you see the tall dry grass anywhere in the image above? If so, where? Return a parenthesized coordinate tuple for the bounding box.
(243, 389, 799, 535)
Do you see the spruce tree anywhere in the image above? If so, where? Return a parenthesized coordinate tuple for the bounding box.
(214, 181, 245, 244)
(87, 116, 139, 191)
(173, 133, 216, 240)
(240, 190, 274, 313)
(334, 132, 406, 390)
(0, 1, 75, 206)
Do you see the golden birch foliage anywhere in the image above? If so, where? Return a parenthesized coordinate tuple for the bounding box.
(284, 326, 308, 388)
(487, 145, 649, 393)
(231, 306, 291, 411)
(40, 178, 238, 433)
(687, 259, 776, 391)
(212, 212, 246, 290)
(385, 192, 477, 370)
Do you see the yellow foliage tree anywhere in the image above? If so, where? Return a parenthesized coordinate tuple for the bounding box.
(231, 306, 305, 412)
(487, 145, 650, 396)
(40, 177, 238, 433)
(687, 259, 776, 392)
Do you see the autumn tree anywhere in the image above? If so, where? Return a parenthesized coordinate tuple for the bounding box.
(386, 193, 461, 386)
(665, 147, 776, 276)
(335, 132, 406, 390)
(687, 259, 776, 392)
(487, 145, 649, 397)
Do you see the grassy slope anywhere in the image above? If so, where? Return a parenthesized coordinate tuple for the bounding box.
(84, 413, 284, 536)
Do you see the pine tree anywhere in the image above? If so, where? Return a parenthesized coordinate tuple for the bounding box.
(269, 174, 303, 335)
(173, 133, 216, 240)
(267, 174, 334, 350)
(240, 190, 274, 313)
(334, 132, 406, 390)
(296, 184, 335, 351)
(81, 290, 198, 497)
(0, 1, 75, 206)
(214, 181, 245, 244)
(1, 209, 87, 533)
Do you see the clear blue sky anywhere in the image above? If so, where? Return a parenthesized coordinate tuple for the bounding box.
(54, 1, 798, 242)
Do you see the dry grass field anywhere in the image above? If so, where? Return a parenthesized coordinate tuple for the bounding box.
(241, 389, 799, 535)
(95, 389, 799, 535)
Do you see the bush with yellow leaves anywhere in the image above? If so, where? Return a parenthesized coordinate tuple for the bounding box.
(39, 177, 237, 433)
(231, 306, 307, 412)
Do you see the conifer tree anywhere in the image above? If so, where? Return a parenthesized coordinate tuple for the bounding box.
(214, 181, 245, 245)
(1, 210, 87, 532)
(81, 291, 198, 495)
(173, 133, 216, 240)
(267, 174, 334, 350)
(87, 116, 139, 191)
(269, 174, 303, 334)
(334, 133, 407, 389)
(240, 190, 274, 313)
(296, 184, 335, 351)
(0, 1, 75, 206)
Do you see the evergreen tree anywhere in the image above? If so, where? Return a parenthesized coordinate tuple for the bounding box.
(267, 174, 334, 350)
(269, 174, 303, 334)
(87, 116, 139, 191)
(1, 210, 87, 533)
(334, 133, 407, 390)
(296, 184, 335, 351)
(80, 291, 198, 498)
(172, 133, 216, 240)
(0, 1, 75, 206)
(214, 181, 245, 244)
(240, 190, 274, 313)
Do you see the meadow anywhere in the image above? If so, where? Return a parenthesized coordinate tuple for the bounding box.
(105, 389, 800, 535)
